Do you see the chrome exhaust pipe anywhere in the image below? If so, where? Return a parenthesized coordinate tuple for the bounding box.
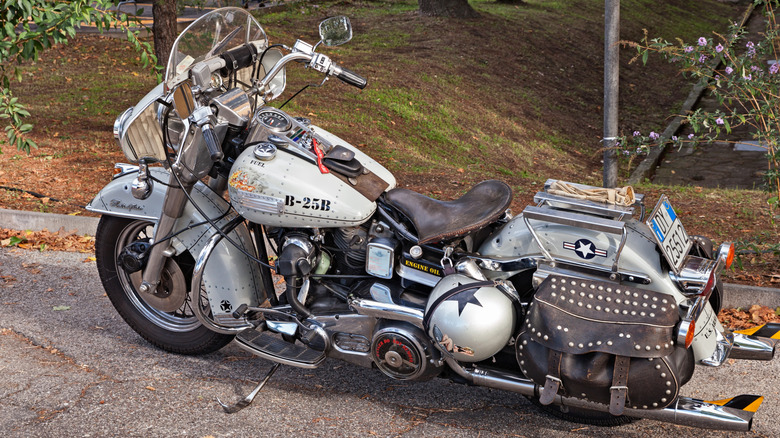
(729, 333, 776, 360)
(446, 359, 755, 431)
(348, 297, 424, 329)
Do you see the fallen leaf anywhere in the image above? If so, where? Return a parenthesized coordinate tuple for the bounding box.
(83, 257, 96, 263)
(52, 305, 71, 311)
(145, 386, 156, 391)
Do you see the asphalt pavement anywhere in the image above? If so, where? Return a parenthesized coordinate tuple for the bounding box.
(2, 246, 780, 437)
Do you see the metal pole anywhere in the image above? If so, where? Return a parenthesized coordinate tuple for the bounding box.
(603, 0, 620, 188)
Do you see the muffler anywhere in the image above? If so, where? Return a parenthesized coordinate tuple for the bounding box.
(447, 359, 757, 431)
(729, 332, 777, 361)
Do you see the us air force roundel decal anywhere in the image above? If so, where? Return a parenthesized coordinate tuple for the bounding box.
(563, 239, 608, 260)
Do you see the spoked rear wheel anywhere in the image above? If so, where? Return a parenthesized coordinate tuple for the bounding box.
(95, 216, 233, 354)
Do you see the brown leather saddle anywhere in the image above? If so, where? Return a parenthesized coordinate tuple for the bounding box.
(384, 180, 512, 244)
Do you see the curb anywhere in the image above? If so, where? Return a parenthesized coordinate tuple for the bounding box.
(0, 208, 99, 236)
(1, 208, 778, 307)
(722, 283, 780, 309)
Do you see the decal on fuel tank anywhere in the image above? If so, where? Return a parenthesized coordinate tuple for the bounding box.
(284, 195, 332, 211)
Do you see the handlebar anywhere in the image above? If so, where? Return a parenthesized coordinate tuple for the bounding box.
(201, 123, 224, 162)
(331, 64, 367, 89)
(190, 106, 224, 162)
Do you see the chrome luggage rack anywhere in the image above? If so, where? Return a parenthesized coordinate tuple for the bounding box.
(523, 179, 646, 283)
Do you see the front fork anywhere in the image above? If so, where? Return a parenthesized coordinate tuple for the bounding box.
(139, 171, 194, 295)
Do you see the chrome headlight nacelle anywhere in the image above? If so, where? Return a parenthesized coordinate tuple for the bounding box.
(113, 107, 134, 145)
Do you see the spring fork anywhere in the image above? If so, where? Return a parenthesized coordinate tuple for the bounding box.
(217, 363, 281, 414)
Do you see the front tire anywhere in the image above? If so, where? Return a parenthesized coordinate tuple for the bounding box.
(95, 216, 234, 354)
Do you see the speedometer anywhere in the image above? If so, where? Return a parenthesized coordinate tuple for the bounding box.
(256, 109, 291, 132)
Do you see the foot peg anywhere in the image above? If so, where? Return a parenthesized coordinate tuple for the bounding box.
(218, 363, 280, 414)
(235, 327, 326, 369)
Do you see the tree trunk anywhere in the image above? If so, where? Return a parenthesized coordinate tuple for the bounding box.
(419, 0, 479, 18)
(153, 0, 178, 68)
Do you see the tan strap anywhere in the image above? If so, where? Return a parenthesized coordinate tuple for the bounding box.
(548, 181, 635, 207)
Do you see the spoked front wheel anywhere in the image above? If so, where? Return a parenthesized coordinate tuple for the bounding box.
(95, 216, 233, 354)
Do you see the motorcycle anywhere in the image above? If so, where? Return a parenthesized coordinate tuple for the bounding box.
(89, 7, 779, 430)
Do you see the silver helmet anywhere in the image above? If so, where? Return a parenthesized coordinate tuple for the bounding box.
(424, 274, 515, 362)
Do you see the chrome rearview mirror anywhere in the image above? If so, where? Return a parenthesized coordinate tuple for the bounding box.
(172, 81, 196, 120)
(318, 16, 352, 47)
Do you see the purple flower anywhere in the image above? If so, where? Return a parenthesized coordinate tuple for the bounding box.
(688, 133, 695, 139)
(699, 54, 708, 63)
(715, 43, 724, 53)
(649, 131, 660, 140)
(743, 73, 752, 80)
(746, 41, 756, 58)
(725, 66, 734, 75)
(715, 75, 721, 80)
(684, 46, 694, 53)
(672, 136, 678, 141)
(751, 65, 760, 72)
(770, 63, 779, 74)
(633, 130, 641, 137)
(716, 117, 724, 125)
(698, 37, 707, 46)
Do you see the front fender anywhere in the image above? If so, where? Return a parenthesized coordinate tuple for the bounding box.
(87, 167, 265, 324)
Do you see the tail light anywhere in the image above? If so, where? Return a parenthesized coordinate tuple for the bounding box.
(717, 242, 735, 271)
(677, 319, 696, 349)
(724, 242, 735, 270)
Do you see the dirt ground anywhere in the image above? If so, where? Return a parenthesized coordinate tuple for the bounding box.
(0, 2, 777, 285)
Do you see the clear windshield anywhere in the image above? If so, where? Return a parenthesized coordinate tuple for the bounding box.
(165, 7, 267, 88)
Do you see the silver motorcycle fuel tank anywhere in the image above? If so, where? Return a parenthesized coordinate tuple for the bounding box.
(228, 122, 396, 228)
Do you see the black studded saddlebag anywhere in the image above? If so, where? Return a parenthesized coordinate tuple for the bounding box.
(516, 275, 691, 415)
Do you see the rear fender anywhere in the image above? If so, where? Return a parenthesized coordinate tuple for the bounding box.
(87, 167, 265, 324)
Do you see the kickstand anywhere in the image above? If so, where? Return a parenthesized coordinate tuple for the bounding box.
(217, 363, 281, 414)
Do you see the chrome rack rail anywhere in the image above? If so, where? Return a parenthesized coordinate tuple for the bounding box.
(522, 179, 644, 276)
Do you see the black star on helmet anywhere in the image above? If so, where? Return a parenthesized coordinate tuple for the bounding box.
(446, 283, 483, 316)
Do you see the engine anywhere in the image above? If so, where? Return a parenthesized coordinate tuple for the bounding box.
(332, 226, 368, 274)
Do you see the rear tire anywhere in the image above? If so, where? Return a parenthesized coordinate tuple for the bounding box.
(95, 216, 234, 355)
(525, 396, 638, 427)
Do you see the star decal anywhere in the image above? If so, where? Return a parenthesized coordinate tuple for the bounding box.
(563, 239, 607, 260)
(575, 240, 595, 259)
(446, 283, 483, 316)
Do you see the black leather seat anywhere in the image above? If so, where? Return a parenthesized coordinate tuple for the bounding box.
(384, 180, 512, 244)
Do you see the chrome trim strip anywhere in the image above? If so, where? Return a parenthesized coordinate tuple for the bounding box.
(523, 205, 626, 235)
(83, 205, 159, 221)
(235, 192, 285, 214)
